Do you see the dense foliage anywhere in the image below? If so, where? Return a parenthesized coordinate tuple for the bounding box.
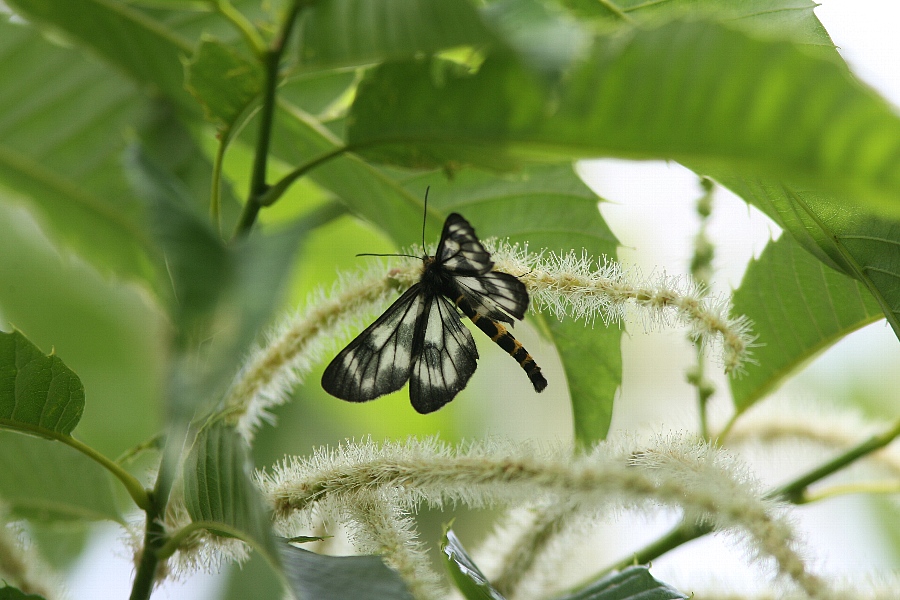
(1, 1, 899, 599)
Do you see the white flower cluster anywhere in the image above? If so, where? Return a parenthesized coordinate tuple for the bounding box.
(484, 240, 756, 374)
(222, 262, 400, 442)
(256, 435, 826, 600)
(154, 487, 251, 581)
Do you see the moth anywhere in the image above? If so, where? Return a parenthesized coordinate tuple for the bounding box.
(321, 212, 547, 414)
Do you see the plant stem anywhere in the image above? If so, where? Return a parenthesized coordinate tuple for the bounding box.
(687, 177, 715, 440)
(767, 416, 900, 504)
(156, 522, 212, 561)
(595, 0, 634, 23)
(130, 506, 166, 600)
(716, 411, 739, 443)
(210, 136, 227, 236)
(233, 0, 303, 239)
(601, 521, 713, 576)
(804, 480, 900, 503)
(129, 426, 190, 600)
(584, 416, 900, 586)
(214, 0, 266, 57)
(256, 145, 353, 207)
(63, 435, 152, 512)
(1, 420, 152, 512)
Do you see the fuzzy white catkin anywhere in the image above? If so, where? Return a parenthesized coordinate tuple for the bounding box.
(257, 436, 828, 599)
(223, 241, 755, 442)
(222, 263, 398, 442)
(483, 240, 756, 374)
(0, 511, 60, 599)
(157, 494, 251, 580)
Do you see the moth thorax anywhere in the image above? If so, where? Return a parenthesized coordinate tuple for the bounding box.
(420, 257, 453, 291)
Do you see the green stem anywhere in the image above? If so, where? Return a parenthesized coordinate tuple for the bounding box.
(256, 145, 353, 207)
(155, 522, 210, 561)
(155, 520, 266, 562)
(129, 425, 190, 600)
(1, 421, 152, 512)
(767, 416, 900, 504)
(716, 411, 739, 444)
(213, 0, 267, 57)
(581, 416, 900, 587)
(233, 0, 303, 239)
(130, 509, 166, 600)
(599, 521, 712, 577)
(804, 480, 900, 503)
(210, 136, 227, 236)
(786, 186, 900, 339)
(688, 178, 715, 440)
(595, 0, 634, 22)
(116, 432, 164, 465)
(64, 435, 152, 512)
(688, 354, 715, 440)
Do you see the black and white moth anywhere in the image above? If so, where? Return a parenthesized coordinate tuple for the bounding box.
(321, 213, 548, 414)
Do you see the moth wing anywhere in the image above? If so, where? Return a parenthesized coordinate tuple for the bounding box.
(321, 284, 426, 402)
(453, 270, 530, 324)
(409, 294, 479, 414)
(436, 213, 493, 275)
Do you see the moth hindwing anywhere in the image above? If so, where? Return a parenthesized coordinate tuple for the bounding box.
(322, 212, 547, 414)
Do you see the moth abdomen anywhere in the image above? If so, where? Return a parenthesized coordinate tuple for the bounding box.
(455, 293, 548, 393)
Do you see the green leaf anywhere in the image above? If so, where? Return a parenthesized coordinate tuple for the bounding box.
(0, 586, 47, 600)
(136, 100, 244, 229)
(0, 431, 120, 522)
(286, 535, 328, 544)
(405, 164, 617, 251)
(730, 234, 883, 411)
(549, 319, 621, 447)
(279, 70, 359, 118)
(269, 106, 430, 247)
(481, 0, 591, 76)
(184, 37, 263, 132)
(399, 165, 622, 443)
(0, 330, 83, 438)
(553, 565, 687, 600)
(561, 0, 837, 59)
(223, 550, 284, 600)
(26, 520, 91, 569)
(295, 0, 495, 69)
(442, 528, 505, 600)
(707, 175, 900, 339)
(123, 143, 232, 334)
(348, 19, 900, 216)
(282, 543, 415, 600)
(182, 422, 279, 566)
(0, 17, 155, 281)
(5, 0, 196, 113)
(348, 55, 543, 171)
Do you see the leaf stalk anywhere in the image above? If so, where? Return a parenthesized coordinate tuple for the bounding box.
(213, 0, 266, 57)
(0, 420, 152, 513)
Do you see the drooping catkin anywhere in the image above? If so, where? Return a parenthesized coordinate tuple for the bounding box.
(258, 436, 825, 598)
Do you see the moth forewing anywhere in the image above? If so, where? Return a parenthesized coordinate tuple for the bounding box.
(320, 284, 425, 402)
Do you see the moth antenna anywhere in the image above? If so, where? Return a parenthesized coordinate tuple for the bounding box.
(356, 253, 420, 259)
(422, 186, 430, 253)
